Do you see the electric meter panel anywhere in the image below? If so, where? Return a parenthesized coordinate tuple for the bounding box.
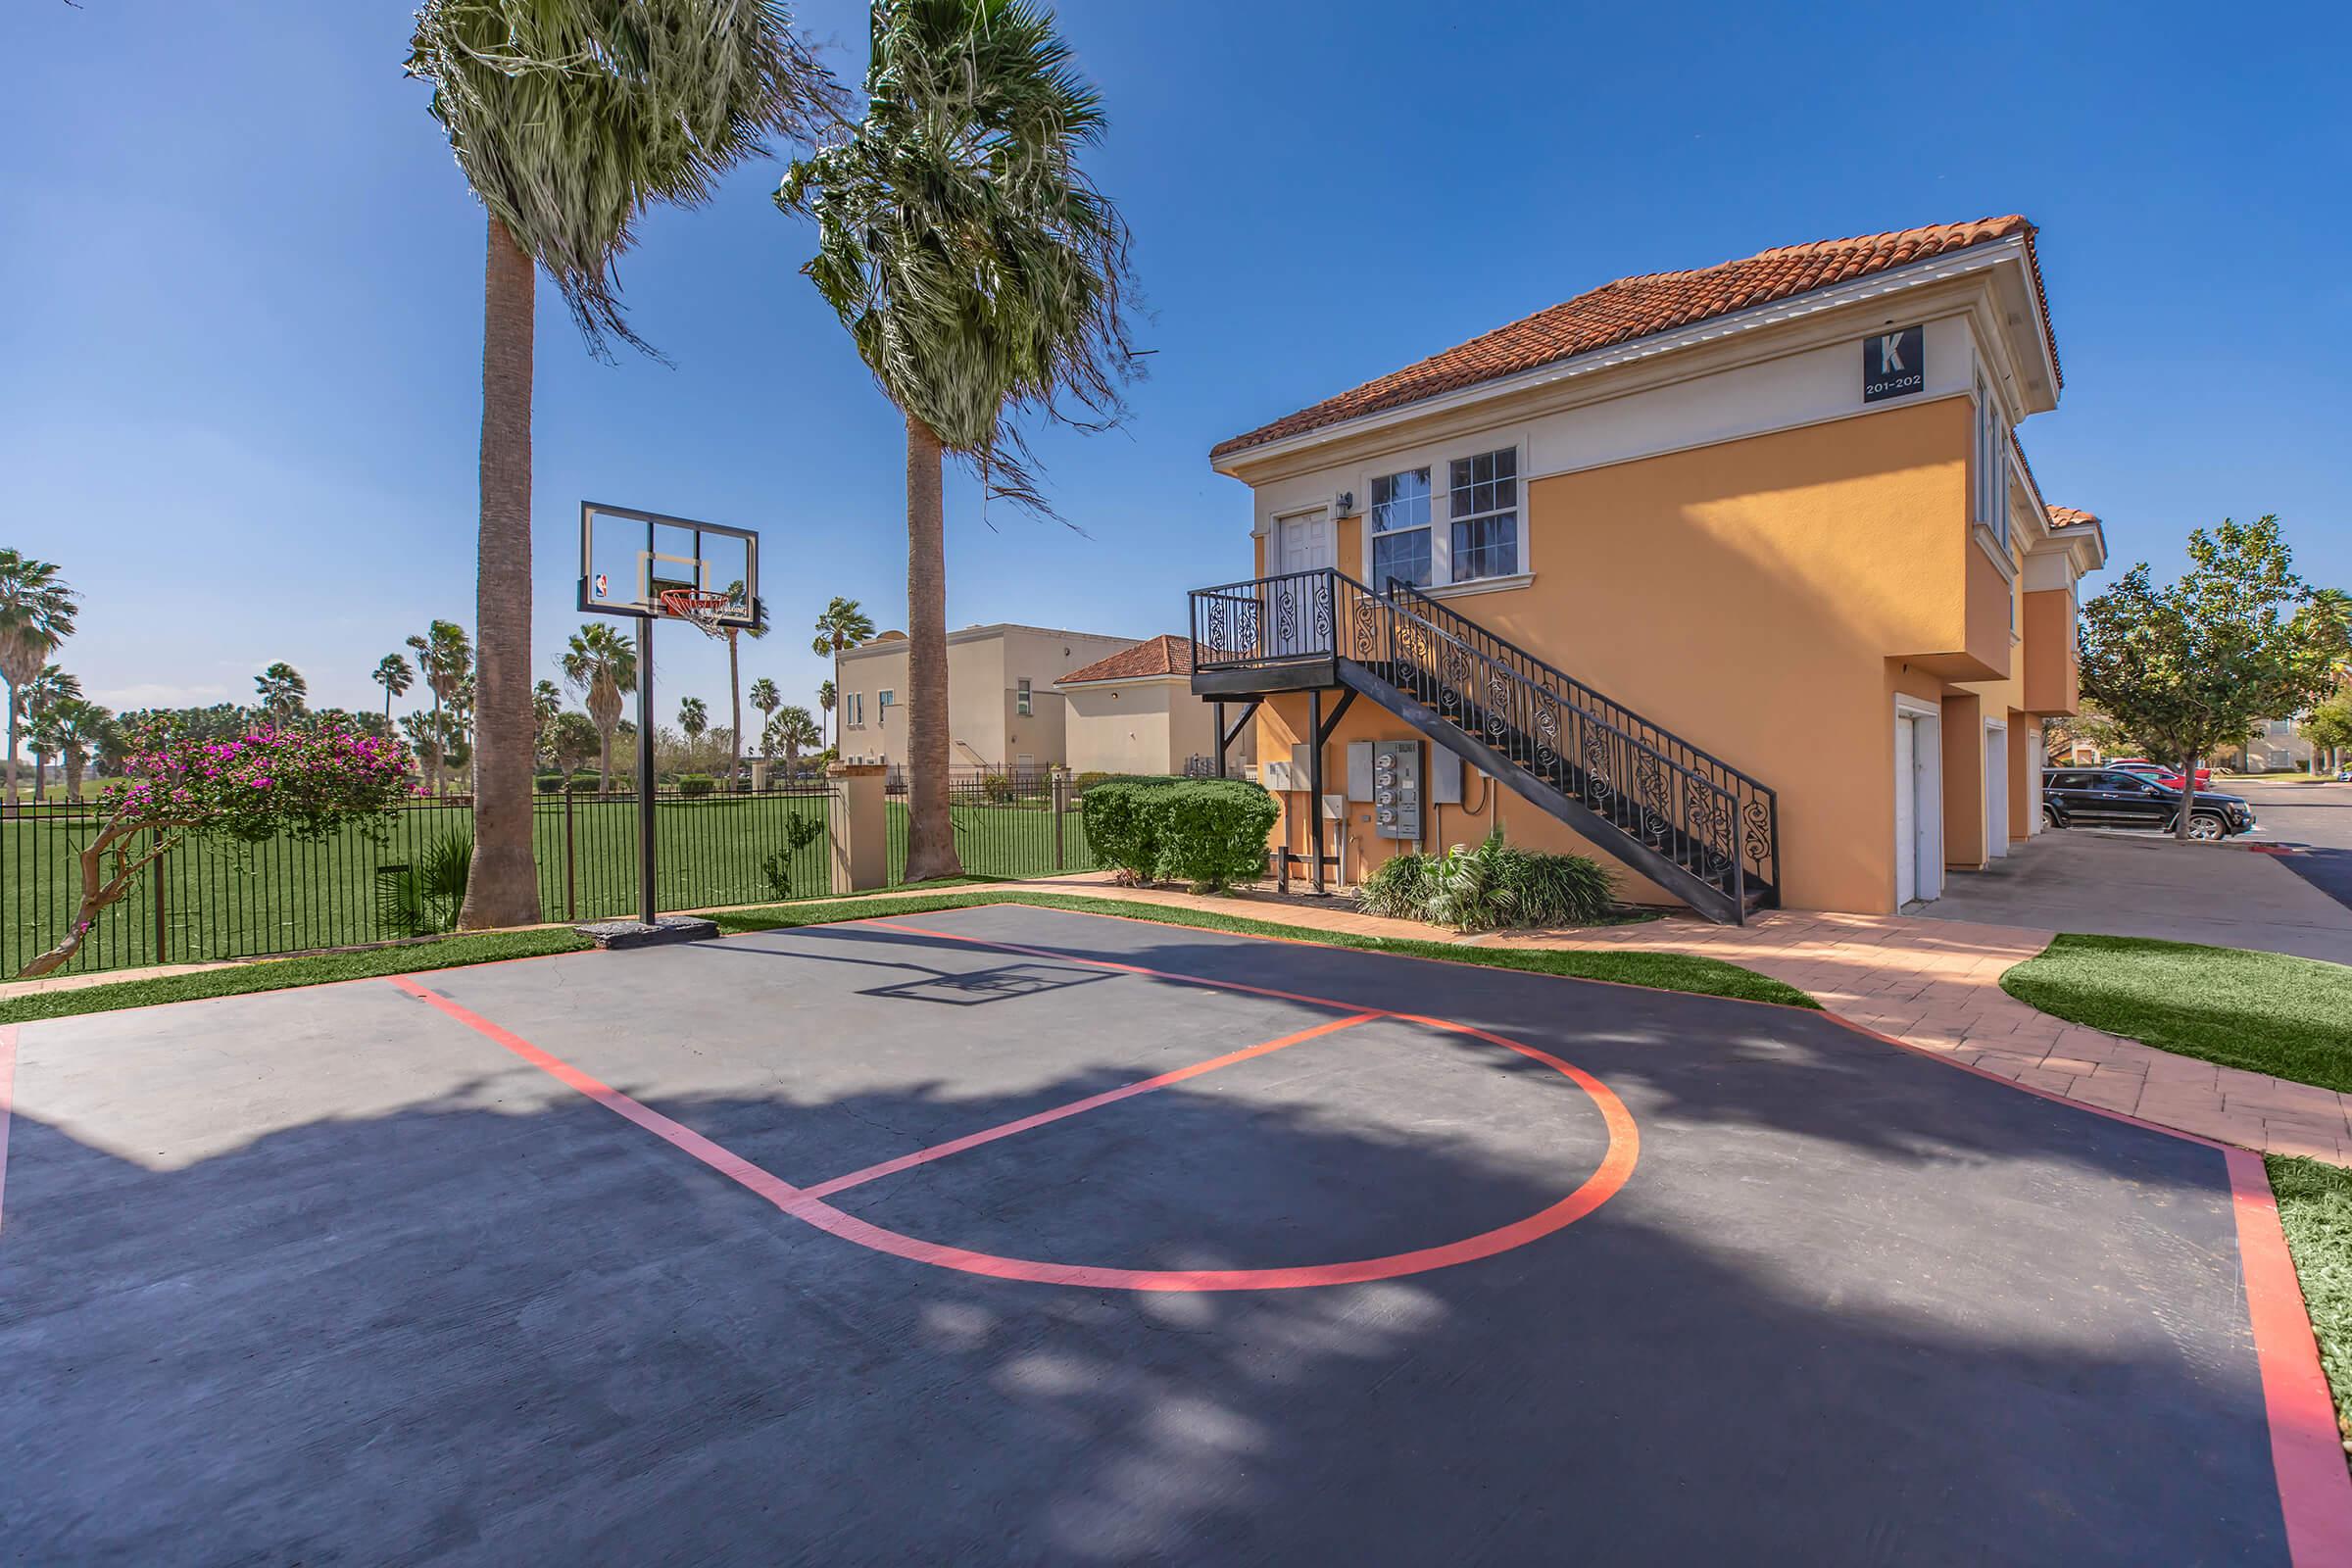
(1371, 739, 1424, 842)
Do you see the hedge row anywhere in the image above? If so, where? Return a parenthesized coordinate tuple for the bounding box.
(1085, 778, 1280, 892)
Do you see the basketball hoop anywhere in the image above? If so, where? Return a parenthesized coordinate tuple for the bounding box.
(659, 587, 736, 639)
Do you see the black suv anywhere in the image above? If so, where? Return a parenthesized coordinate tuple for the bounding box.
(2041, 768, 2257, 840)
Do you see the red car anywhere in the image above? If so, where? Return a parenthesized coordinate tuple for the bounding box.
(2109, 758, 2214, 790)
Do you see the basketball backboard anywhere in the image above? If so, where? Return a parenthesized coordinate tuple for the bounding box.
(578, 502, 760, 628)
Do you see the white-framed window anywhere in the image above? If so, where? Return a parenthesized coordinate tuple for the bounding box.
(1974, 373, 2010, 551)
(1447, 447, 1520, 582)
(847, 692, 864, 726)
(878, 688, 895, 713)
(1368, 466, 1433, 589)
(1015, 678, 1033, 716)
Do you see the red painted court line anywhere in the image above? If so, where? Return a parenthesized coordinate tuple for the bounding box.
(0, 1025, 17, 1238)
(801, 1011, 1380, 1200)
(2228, 1148, 2352, 1566)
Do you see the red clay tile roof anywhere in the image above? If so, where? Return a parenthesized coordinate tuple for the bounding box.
(2046, 506, 2100, 530)
(1212, 217, 2058, 462)
(1057, 634, 1195, 685)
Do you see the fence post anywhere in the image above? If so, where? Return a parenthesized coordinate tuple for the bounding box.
(563, 783, 577, 922)
(1052, 765, 1070, 870)
(827, 762, 888, 894)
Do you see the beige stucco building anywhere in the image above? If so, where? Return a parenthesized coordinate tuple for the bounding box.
(1190, 217, 2107, 920)
(1055, 635, 1251, 776)
(835, 622, 1142, 768)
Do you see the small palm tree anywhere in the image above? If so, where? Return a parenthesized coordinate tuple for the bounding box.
(748, 676, 781, 754)
(373, 653, 416, 723)
(47, 698, 115, 802)
(768, 704, 820, 769)
(810, 600, 871, 756)
(0, 548, 79, 808)
(563, 622, 638, 793)
(21, 664, 81, 801)
(409, 0, 838, 931)
(679, 696, 710, 740)
(816, 677, 836, 751)
(532, 678, 564, 767)
(255, 662, 309, 723)
(777, 1, 1139, 879)
(404, 622, 472, 797)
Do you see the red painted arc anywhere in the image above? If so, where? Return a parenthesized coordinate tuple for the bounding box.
(384, 928, 1640, 1292)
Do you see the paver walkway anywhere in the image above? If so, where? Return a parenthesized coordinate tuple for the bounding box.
(980, 874, 2352, 1165)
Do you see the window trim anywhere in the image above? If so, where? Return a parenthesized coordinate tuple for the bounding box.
(1014, 677, 1033, 717)
(1352, 433, 1533, 590)
(1367, 466, 1435, 590)
(1446, 445, 1522, 585)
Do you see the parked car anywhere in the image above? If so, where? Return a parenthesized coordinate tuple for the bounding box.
(2041, 768, 2255, 840)
(2107, 757, 2213, 790)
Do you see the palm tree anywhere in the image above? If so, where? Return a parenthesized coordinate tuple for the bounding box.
(776, 1, 1139, 879)
(809, 598, 872, 756)
(255, 662, 309, 723)
(0, 548, 78, 808)
(373, 653, 416, 723)
(409, 2, 838, 931)
(562, 622, 638, 794)
(679, 696, 709, 740)
(768, 704, 820, 770)
(47, 698, 114, 802)
(21, 664, 80, 802)
(405, 621, 472, 797)
(748, 677, 781, 754)
(817, 677, 836, 752)
(532, 678, 564, 767)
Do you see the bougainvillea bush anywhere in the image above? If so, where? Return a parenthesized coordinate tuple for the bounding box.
(17, 719, 414, 977)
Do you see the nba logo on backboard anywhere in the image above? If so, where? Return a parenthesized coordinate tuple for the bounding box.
(594, 572, 609, 600)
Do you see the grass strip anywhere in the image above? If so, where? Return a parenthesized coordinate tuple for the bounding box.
(2002, 933, 2352, 1094)
(708, 890, 1817, 1008)
(2265, 1154, 2352, 1455)
(0, 928, 595, 1025)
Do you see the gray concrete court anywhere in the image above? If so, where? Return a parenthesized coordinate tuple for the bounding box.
(1920, 825, 2352, 962)
(0, 905, 2310, 1563)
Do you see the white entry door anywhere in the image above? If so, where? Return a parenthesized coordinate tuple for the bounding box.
(1985, 721, 2010, 858)
(1270, 508, 1335, 656)
(1894, 701, 1942, 906)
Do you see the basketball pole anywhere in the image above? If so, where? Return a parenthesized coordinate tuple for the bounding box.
(636, 613, 658, 928)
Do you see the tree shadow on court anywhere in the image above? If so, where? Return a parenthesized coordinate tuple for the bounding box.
(0, 1039, 2289, 1563)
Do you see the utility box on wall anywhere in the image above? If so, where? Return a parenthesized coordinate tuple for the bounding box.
(1372, 739, 1424, 842)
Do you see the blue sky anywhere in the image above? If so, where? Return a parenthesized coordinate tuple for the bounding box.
(6, 0, 2347, 729)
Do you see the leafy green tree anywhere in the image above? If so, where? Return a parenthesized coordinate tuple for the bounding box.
(678, 696, 710, 740)
(2080, 516, 2350, 838)
(373, 653, 416, 722)
(0, 547, 78, 808)
(547, 710, 601, 777)
(20, 663, 80, 800)
(767, 704, 820, 767)
(562, 622, 638, 793)
(531, 678, 564, 765)
(255, 662, 309, 722)
(2300, 692, 2352, 774)
(776, 0, 1139, 879)
(408, 0, 835, 928)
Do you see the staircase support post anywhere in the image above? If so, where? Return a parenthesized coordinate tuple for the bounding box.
(1308, 687, 1326, 896)
(1213, 702, 1226, 779)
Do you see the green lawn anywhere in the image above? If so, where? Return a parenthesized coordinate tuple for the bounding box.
(2002, 933, 2352, 1093)
(0, 888, 1813, 1025)
(2, 793, 1099, 979)
(2265, 1155, 2352, 1452)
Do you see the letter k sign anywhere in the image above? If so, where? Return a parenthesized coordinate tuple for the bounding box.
(1879, 334, 1906, 373)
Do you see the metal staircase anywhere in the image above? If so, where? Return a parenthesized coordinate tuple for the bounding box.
(1188, 567, 1780, 924)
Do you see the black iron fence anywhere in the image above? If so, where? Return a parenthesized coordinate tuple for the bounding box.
(1, 786, 837, 979)
(2, 774, 1119, 979)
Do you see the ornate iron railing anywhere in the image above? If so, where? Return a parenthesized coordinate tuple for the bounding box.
(1188, 568, 1780, 908)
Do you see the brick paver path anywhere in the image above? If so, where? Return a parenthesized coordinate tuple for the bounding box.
(983, 875, 2352, 1165)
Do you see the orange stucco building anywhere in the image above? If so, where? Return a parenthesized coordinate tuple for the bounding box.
(1191, 218, 2106, 919)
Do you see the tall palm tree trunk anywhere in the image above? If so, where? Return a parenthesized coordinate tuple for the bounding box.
(902, 416, 962, 881)
(727, 630, 742, 791)
(3, 693, 18, 809)
(459, 215, 544, 929)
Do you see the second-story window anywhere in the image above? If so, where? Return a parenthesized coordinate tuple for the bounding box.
(1369, 467, 1432, 590)
(1016, 678, 1033, 716)
(1975, 374, 2010, 552)
(878, 688, 895, 714)
(1448, 448, 1519, 582)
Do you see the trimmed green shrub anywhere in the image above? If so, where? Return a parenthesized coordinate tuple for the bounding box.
(1359, 830, 1612, 931)
(566, 772, 603, 793)
(534, 773, 564, 795)
(676, 773, 715, 799)
(1154, 779, 1282, 892)
(1084, 777, 1279, 892)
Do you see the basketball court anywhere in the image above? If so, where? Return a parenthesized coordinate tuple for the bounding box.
(3, 902, 2344, 1561)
